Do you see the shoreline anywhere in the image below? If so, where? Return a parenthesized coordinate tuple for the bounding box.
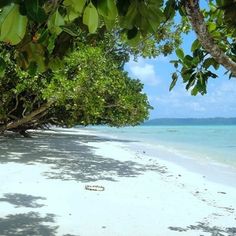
(78, 126, 236, 188)
(128, 141, 236, 189)
(0, 128, 236, 235)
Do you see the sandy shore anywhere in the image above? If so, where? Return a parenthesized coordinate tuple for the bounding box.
(0, 129, 236, 236)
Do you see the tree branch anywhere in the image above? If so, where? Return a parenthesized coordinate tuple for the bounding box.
(0, 102, 53, 132)
(7, 94, 19, 116)
(184, 0, 236, 76)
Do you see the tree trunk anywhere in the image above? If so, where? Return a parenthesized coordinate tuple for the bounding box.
(0, 102, 52, 133)
(184, 0, 236, 76)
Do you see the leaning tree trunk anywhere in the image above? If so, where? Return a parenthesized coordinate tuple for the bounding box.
(0, 102, 53, 133)
(184, 0, 236, 76)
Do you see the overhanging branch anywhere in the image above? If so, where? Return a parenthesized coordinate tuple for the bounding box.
(184, 0, 236, 76)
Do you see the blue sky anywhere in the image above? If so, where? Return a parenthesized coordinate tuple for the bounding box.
(126, 57, 236, 119)
(125, 34, 236, 119)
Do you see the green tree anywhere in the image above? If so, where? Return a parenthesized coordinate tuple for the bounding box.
(0, 35, 151, 134)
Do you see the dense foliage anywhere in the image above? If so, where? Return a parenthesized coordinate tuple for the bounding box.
(0, 0, 236, 133)
(0, 0, 182, 73)
(0, 0, 181, 134)
(0, 34, 151, 134)
(0, 1, 235, 90)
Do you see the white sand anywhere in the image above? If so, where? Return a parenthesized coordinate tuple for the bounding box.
(0, 129, 236, 235)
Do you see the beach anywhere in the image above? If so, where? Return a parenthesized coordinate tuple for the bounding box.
(0, 128, 236, 236)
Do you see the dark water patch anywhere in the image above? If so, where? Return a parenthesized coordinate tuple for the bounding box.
(225, 145, 236, 148)
(167, 129, 178, 132)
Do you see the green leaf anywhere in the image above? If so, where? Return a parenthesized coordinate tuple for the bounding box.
(208, 22, 216, 32)
(83, 3, 99, 33)
(194, 49, 206, 62)
(60, 25, 80, 36)
(185, 74, 196, 90)
(37, 29, 49, 43)
(175, 48, 184, 60)
(119, 1, 138, 29)
(169, 72, 178, 91)
(229, 72, 234, 79)
(178, 5, 186, 16)
(0, 4, 28, 45)
(191, 85, 199, 96)
(97, 0, 118, 20)
(164, 0, 175, 20)
(28, 61, 37, 76)
(47, 34, 57, 53)
(146, 8, 163, 32)
(203, 58, 220, 70)
(206, 71, 218, 78)
(0, 57, 6, 78)
(65, 10, 78, 22)
(181, 68, 192, 83)
(191, 39, 200, 52)
(48, 10, 65, 35)
(103, 17, 116, 31)
(139, 13, 152, 33)
(183, 55, 193, 67)
(174, 62, 178, 68)
(203, 58, 213, 69)
(63, 0, 86, 22)
(63, 0, 86, 14)
(24, 0, 47, 23)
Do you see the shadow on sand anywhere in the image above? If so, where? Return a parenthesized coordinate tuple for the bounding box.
(169, 222, 236, 236)
(0, 193, 46, 208)
(0, 193, 79, 236)
(0, 131, 167, 182)
(0, 212, 58, 236)
(0, 130, 167, 235)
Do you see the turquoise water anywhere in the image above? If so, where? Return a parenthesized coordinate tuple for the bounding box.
(87, 125, 236, 168)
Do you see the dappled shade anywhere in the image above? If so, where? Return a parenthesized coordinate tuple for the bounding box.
(0, 193, 46, 208)
(169, 222, 236, 236)
(0, 212, 58, 236)
(0, 132, 167, 182)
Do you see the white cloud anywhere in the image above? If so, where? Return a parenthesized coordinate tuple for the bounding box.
(191, 102, 206, 112)
(127, 59, 160, 86)
(206, 80, 236, 104)
(154, 89, 207, 115)
(219, 81, 236, 93)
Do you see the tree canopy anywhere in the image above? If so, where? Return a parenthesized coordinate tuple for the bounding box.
(0, 0, 236, 133)
(0, 0, 235, 93)
(0, 33, 151, 134)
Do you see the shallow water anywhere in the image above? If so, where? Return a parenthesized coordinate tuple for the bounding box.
(84, 125, 236, 169)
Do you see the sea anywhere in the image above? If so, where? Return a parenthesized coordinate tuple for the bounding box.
(84, 125, 236, 170)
